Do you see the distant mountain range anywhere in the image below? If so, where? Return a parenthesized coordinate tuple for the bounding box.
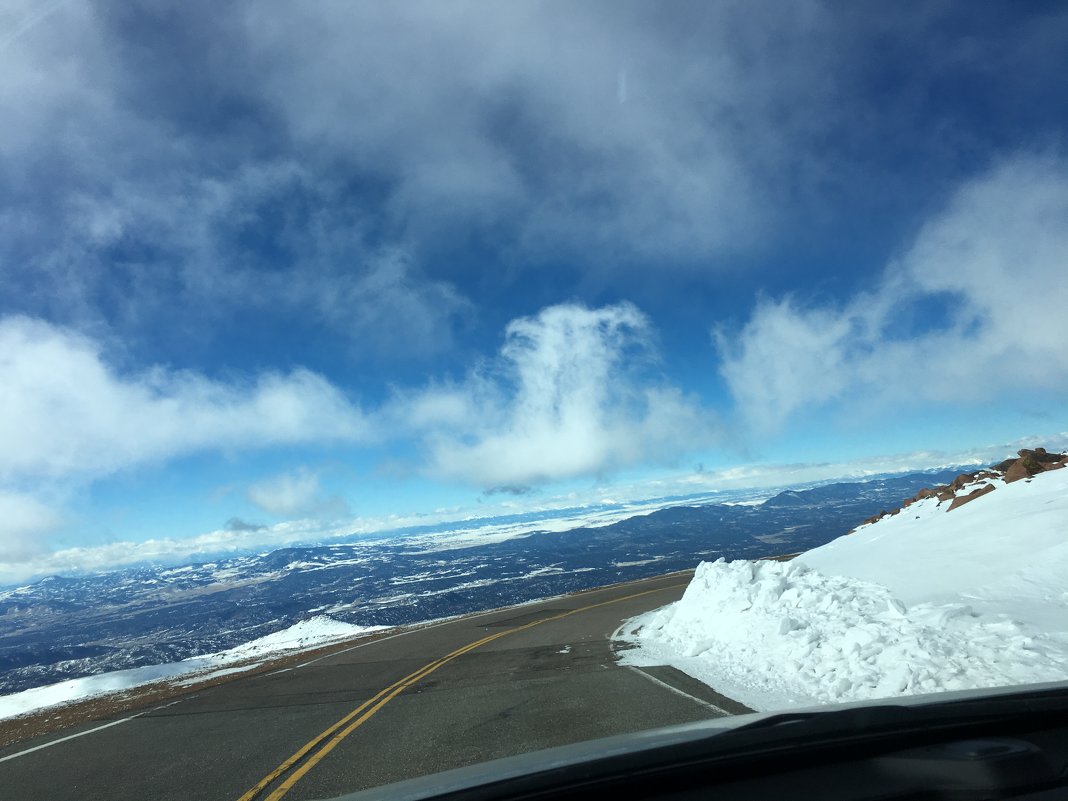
(0, 468, 963, 696)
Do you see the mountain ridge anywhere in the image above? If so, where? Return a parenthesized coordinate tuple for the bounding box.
(853, 447, 1068, 530)
(0, 468, 962, 697)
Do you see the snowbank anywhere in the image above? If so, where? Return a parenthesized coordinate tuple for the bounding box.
(618, 466, 1068, 711)
(800, 470, 1068, 622)
(0, 616, 387, 721)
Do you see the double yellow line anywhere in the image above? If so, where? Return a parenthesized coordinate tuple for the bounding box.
(238, 583, 683, 801)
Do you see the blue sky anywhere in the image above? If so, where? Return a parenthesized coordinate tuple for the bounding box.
(2, 1, 1067, 583)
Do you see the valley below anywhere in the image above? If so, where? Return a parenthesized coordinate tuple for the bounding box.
(0, 469, 961, 698)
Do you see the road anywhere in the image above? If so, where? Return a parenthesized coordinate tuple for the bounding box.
(0, 570, 745, 801)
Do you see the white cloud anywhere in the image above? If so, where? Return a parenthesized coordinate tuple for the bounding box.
(247, 469, 321, 517)
(6, 157, 471, 359)
(0, 519, 343, 586)
(716, 299, 854, 432)
(0, 304, 714, 570)
(672, 433, 1068, 495)
(0, 316, 371, 482)
(0, 491, 62, 562)
(0, 315, 374, 564)
(718, 154, 1068, 432)
(4, 1, 1067, 370)
(6, 430, 1064, 586)
(240, 1, 825, 263)
(0, 1, 846, 331)
(398, 303, 718, 486)
(310, 251, 471, 359)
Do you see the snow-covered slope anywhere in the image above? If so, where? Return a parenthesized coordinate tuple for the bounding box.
(617, 464, 1068, 711)
(0, 616, 386, 721)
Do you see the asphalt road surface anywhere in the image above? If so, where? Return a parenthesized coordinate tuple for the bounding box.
(0, 571, 745, 801)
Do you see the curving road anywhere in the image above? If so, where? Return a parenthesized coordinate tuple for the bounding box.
(0, 570, 745, 801)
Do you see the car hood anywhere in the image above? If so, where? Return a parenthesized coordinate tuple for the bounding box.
(324, 679, 1068, 801)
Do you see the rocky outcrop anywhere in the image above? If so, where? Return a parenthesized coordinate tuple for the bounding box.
(848, 446, 1067, 532)
(947, 482, 997, 511)
(1004, 447, 1067, 483)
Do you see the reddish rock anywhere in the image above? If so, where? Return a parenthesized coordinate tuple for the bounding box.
(1003, 460, 1029, 483)
(1004, 454, 1046, 483)
(950, 472, 977, 490)
(844, 446, 1064, 530)
(947, 483, 996, 511)
(849, 510, 890, 533)
(1016, 448, 1062, 463)
(903, 487, 938, 510)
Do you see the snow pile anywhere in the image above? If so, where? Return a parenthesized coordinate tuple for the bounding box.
(618, 465, 1068, 711)
(0, 616, 386, 721)
(802, 470, 1067, 613)
(209, 616, 382, 661)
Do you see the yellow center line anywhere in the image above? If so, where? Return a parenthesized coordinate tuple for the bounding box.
(238, 582, 686, 801)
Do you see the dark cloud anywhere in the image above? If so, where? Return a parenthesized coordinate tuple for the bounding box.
(482, 484, 536, 497)
(2, 0, 1066, 372)
(225, 517, 266, 532)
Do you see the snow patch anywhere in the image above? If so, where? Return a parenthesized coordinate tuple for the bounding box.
(0, 616, 387, 721)
(618, 466, 1068, 711)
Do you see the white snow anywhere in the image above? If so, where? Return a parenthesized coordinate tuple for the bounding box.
(0, 616, 388, 721)
(618, 466, 1068, 711)
(612, 558, 666, 568)
(390, 493, 750, 554)
(175, 664, 257, 687)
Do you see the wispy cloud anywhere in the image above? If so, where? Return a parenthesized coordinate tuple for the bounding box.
(0, 518, 352, 586)
(0, 316, 372, 483)
(247, 468, 326, 517)
(0, 491, 62, 562)
(395, 303, 719, 486)
(240, 2, 809, 263)
(0, 0, 851, 355)
(5, 1, 1064, 374)
(718, 153, 1068, 432)
(0, 303, 714, 565)
(5, 156, 470, 361)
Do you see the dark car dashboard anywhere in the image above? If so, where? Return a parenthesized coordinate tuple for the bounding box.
(333, 683, 1068, 801)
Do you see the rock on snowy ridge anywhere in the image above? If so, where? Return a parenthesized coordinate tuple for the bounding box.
(855, 447, 1067, 529)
